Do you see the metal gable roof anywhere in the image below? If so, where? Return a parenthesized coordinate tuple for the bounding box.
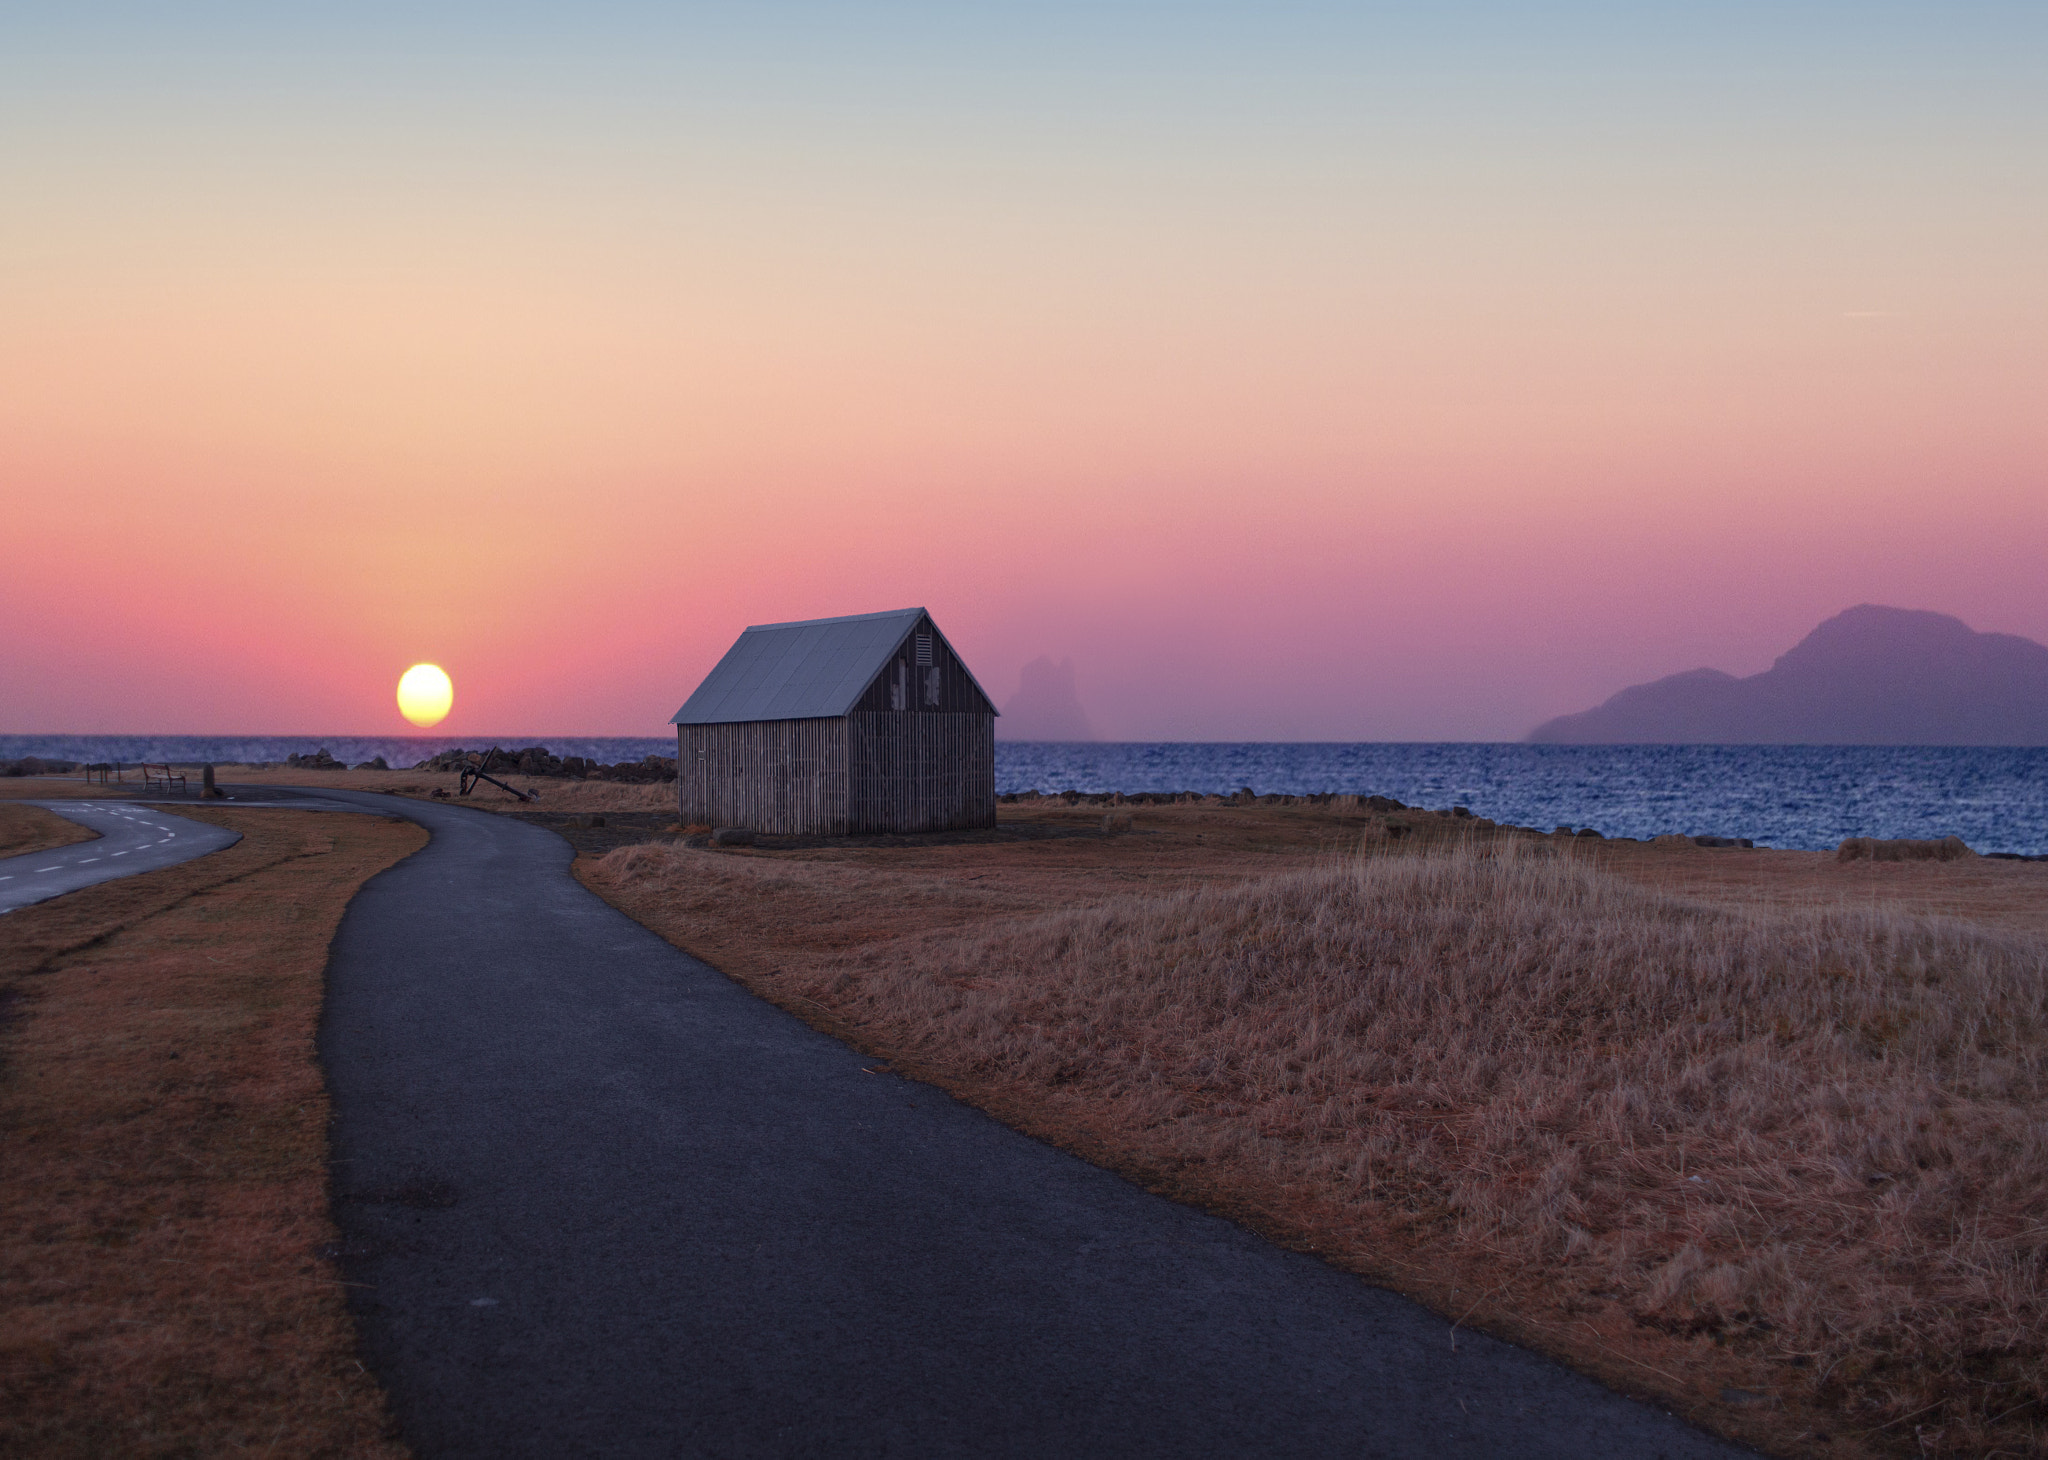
(670, 608, 995, 725)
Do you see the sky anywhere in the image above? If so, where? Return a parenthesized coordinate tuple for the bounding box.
(4, 2, 2044, 740)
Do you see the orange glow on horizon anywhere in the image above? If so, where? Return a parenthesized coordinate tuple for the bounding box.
(4, 11, 2044, 739)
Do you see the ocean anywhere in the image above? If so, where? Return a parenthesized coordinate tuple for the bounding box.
(5, 736, 2045, 856)
(997, 743, 2048, 857)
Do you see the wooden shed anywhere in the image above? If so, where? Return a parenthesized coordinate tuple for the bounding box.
(671, 608, 998, 835)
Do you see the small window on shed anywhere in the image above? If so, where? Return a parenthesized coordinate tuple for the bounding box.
(915, 633, 933, 667)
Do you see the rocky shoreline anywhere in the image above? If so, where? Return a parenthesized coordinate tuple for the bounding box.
(995, 787, 2048, 860)
(2, 746, 680, 783)
(0, 756, 79, 777)
(1003, 787, 1758, 847)
(404, 746, 680, 783)
(6, 755, 2043, 858)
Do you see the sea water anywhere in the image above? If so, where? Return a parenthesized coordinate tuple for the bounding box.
(997, 743, 2048, 856)
(5, 736, 2044, 855)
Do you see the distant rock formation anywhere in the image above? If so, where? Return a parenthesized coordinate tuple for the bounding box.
(1528, 605, 2048, 744)
(997, 656, 1095, 741)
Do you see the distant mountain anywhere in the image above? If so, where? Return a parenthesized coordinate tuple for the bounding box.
(998, 656, 1094, 741)
(1527, 606, 2048, 745)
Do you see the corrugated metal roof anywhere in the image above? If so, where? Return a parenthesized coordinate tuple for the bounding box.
(670, 608, 995, 725)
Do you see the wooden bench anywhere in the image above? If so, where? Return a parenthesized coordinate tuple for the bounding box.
(141, 763, 187, 794)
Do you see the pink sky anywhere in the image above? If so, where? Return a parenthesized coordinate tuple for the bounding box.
(5, 8, 2044, 740)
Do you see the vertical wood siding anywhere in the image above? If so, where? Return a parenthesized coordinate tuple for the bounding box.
(678, 713, 993, 835)
(846, 712, 995, 833)
(675, 611, 996, 835)
(675, 719, 849, 835)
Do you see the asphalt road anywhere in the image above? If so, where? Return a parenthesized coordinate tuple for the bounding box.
(0, 800, 242, 914)
(301, 785, 1752, 1460)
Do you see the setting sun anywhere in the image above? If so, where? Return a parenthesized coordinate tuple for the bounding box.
(396, 663, 454, 728)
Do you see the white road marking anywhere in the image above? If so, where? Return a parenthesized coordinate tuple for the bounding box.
(36, 866, 60, 872)
(112, 851, 128, 857)
(80, 858, 101, 864)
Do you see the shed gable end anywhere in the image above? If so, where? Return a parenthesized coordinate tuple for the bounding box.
(850, 614, 997, 716)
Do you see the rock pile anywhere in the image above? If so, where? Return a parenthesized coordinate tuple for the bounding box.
(997, 795, 2017, 856)
(407, 746, 679, 783)
(995, 790, 1786, 848)
(1836, 835, 1975, 863)
(1, 757, 79, 776)
(285, 749, 346, 770)
(997, 789, 1411, 810)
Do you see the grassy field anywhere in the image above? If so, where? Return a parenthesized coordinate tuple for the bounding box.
(10, 767, 2042, 1455)
(0, 802, 423, 1459)
(0, 803, 99, 860)
(582, 804, 2048, 1460)
(4, 763, 680, 815)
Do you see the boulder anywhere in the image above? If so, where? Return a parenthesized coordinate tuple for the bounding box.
(1836, 835, 1974, 863)
(711, 827, 755, 847)
(286, 749, 345, 770)
(494, 746, 563, 776)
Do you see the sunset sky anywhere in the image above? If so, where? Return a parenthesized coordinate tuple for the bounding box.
(5, 3, 2044, 740)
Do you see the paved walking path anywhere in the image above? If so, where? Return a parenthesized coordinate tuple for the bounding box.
(299, 786, 1750, 1459)
(0, 801, 241, 914)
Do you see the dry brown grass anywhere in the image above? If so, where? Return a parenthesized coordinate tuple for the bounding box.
(195, 766, 675, 814)
(586, 822, 2048, 1458)
(0, 766, 676, 815)
(492, 777, 676, 812)
(0, 777, 155, 803)
(0, 806, 424, 1459)
(0, 804, 97, 859)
